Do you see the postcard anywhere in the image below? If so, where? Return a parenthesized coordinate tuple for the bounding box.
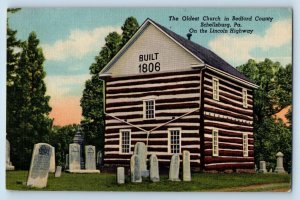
(6, 8, 292, 191)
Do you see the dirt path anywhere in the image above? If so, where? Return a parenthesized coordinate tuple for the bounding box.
(212, 182, 291, 192)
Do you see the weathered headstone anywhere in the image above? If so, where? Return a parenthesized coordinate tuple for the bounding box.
(258, 161, 267, 173)
(150, 154, 159, 182)
(85, 145, 96, 170)
(134, 142, 148, 177)
(275, 152, 286, 173)
(131, 155, 142, 183)
(67, 144, 99, 173)
(73, 128, 85, 169)
(69, 143, 81, 171)
(169, 154, 181, 181)
(183, 150, 191, 181)
(96, 151, 103, 167)
(65, 154, 69, 170)
(269, 168, 273, 173)
(117, 167, 125, 184)
(255, 164, 258, 172)
(55, 166, 62, 178)
(27, 143, 52, 188)
(6, 139, 15, 170)
(49, 146, 55, 173)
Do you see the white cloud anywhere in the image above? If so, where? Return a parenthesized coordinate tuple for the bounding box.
(45, 74, 90, 99)
(208, 19, 292, 66)
(42, 26, 122, 61)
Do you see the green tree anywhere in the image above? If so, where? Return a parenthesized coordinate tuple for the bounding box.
(7, 9, 22, 141)
(237, 59, 292, 172)
(121, 17, 139, 46)
(274, 64, 292, 108)
(89, 32, 122, 75)
(255, 118, 292, 172)
(238, 59, 283, 122)
(49, 125, 79, 168)
(286, 107, 292, 129)
(7, 32, 52, 169)
(80, 75, 105, 150)
(81, 17, 139, 153)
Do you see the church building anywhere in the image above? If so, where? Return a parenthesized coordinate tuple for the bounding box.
(99, 18, 258, 172)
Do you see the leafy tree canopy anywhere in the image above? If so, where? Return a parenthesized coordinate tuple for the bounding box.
(7, 31, 52, 169)
(81, 17, 139, 153)
(237, 59, 292, 122)
(237, 59, 292, 172)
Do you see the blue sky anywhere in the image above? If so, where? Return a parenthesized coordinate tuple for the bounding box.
(8, 8, 292, 125)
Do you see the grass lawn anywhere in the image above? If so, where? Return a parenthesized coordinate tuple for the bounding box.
(6, 171, 291, 192)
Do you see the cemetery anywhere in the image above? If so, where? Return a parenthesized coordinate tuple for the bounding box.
(6, 139, 290, 191)
(6, 11, 292, 192)
(6, 169, 290, 192)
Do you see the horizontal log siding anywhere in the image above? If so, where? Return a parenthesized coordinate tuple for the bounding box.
(104, 70, 201, 167)
(203, 70, 254, 171)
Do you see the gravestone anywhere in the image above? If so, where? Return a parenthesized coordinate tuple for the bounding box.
(6, 139, 15, 170)
(275, 152, 286, 173)
(69, 143, 81, 171)
(85, 145, 96, 170)
(117, 167, 125, 184)
(27, 143, 52, 188)
(96, 151, 103, 167)
(269, 168, 273, 173)
(65, 154, 69, 170)
(183, 150, 191, 181)
(255, 164, 258, 172)
(131, 155, 142, 183)
(73, 128, 85, 169)
(150, 154, 159, 182)
(134, 142, 148, 177)
(55, 166, 62, 178)
(258, 161, 267, 173)
(49, 146, 55, 173)
(169, 154, 180, 181)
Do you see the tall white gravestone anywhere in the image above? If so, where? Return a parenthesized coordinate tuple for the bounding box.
(6, 139, 15, 170)
(169, 154, 181, 181)
(134, 142, 148, 177)
(27, 143, 52, 188)
(258, 161, 267, 173)
(117, 167, 125, 184)
(275, 152, 286, 173)
(49, 146, 55, 173)
(85, 145, 96, 170)
(183, 150, 191, 181)
(150, 154, 159, 182)
(69, 143, 81, 171)
(131, 155, 142, 183)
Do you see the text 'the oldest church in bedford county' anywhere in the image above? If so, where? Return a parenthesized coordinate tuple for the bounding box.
(99, 18, 258, 172)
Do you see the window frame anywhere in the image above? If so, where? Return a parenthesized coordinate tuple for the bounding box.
(119, 129, 131, 154)
(212, 129, 219, 157)
(242, 88, 248, 108)
(143, 99, 156, 119)
(212, 77, 219, 101)
(243, 133, 249, 157)
(168, 128, 181, 154)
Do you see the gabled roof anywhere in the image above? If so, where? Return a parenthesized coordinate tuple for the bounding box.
(149, 19, 253, 83)
(100, 18, 256, 87)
